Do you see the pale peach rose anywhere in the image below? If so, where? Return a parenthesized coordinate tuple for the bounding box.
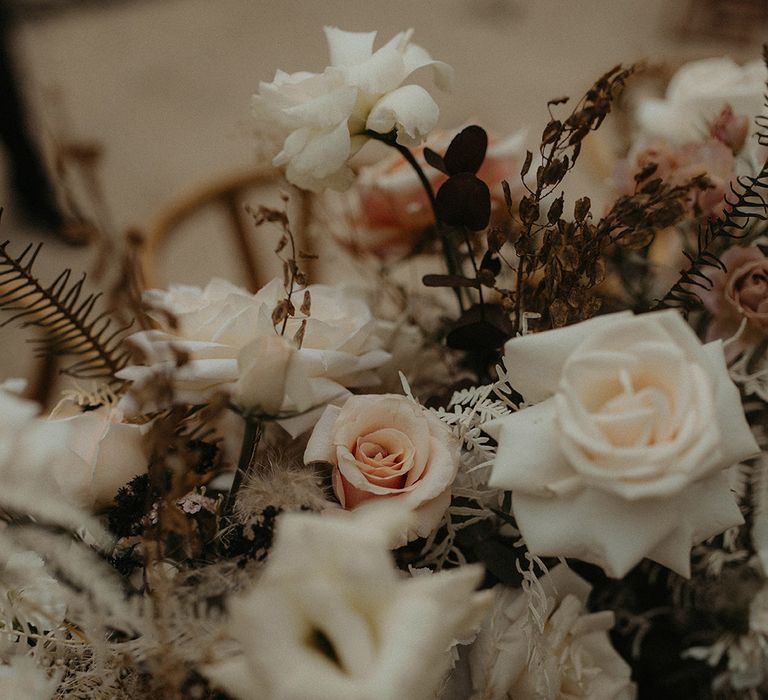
(304, 394, 459, 545)
(700, 245, 768, 359)
(336, 128, 525, 259)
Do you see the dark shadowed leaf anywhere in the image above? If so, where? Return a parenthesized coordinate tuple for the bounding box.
(444, 125, 488, 175)
(422, 273, 479, 288)
(474, 538, 523, 585)
(574, 196, 591, 222)
(541, 119, 562, 146)
(480, 250, 502, 276)
(501, 180, 513, 210)
(486, 227, 506, 254)
(445, 304, 513, 351)
(423, 147, 448, 174)
(520, 150, 533, 179)
(547, 194, 564, 224)
(435, 173, 491, 231)
(634, 162, 658, 183)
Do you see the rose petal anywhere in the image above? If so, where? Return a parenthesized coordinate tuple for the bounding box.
(501, 312, 632, 404)
(485, 399, 579, 496)
(367, 85, 439, 147)
(304, 405, 342, 464)
(704, 339, 760, 465)
(323, 26, 376, 67)
(236, 334, 295, 414)
(401, 42, 454, 91)
(283, 86, 358, 129)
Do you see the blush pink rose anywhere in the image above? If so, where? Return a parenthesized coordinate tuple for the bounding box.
(701, 245, 768, 359)
(710, 104, 750, 152)
(614, 137, 735, 219)
(304, 394, 459, 544)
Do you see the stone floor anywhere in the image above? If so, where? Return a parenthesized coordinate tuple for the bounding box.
(0, 0, 764, 381)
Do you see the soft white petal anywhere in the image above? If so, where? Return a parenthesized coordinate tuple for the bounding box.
(501, 312, 632, 403)
(283, 86, 358, 129)
(287, 121, 352, 179)
(704, 339, 760, 466)
(485, 398, 578, 495)
(367, 85, 439, 146)
(343, 44, 408, 94)
(402, 42, 454, 91)
(323, 26, 376, 67)
(304, 405, 342, 463)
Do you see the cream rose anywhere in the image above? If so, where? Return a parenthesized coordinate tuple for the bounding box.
(304, 394, 459, 545)
(51, 404, 148, 510)
(485, 310, 758, 577)
(118, 278, 390, 432)
(468, 565, 635, 700)
(204, 508, 491, 700)
(253, 26, 452, 192)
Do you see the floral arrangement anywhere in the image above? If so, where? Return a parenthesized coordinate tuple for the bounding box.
(1, 26, 768, 699)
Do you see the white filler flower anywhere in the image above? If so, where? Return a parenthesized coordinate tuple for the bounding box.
(485, 310, 758, 578)
(252, 26, 452, 192)
(469, 565, 635, 700)
(204, 507, 491, 700)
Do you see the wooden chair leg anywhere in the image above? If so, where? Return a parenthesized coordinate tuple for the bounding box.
(223, 192, 261, 293)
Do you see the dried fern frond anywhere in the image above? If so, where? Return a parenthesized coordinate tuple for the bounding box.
(0, 238, 131, 382)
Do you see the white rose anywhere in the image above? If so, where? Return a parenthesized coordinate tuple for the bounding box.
(635, 57, 766, 166)
(485, 310, 758, 577)
(50, 404, 148, 510)
(118, 278, 390, 432)
(204, 508, 492, 700)
(0, 386, 73, 503)
(468, 565, 635, 700)
(253, 26, 452, 192)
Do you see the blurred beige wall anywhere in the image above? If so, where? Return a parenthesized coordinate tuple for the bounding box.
(0, 0, 763, 381)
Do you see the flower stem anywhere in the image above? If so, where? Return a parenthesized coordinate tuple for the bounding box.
(365, 130, 465, 312)
(223, 417, 263, 519)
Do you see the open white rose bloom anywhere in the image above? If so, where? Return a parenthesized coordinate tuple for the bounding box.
(252, 26, 452, 191)
(485, 310, 759, 578)
(118, 278, 390, 430)
(204, 508, 492, 700)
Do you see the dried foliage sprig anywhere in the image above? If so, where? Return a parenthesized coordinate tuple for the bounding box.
(246, 196, 315, 347)
(0, 237, 131, 383)
(504, 65, 636, 331)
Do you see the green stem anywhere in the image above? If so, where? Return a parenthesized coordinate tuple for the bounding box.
(223, 418, 263, 518)
(365, 130, 465, 313)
